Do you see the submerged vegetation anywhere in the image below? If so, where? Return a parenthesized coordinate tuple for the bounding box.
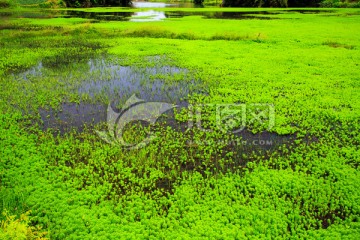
(0, 4, 359, 240)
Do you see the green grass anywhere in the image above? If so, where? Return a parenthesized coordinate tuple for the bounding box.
(0, 7, 359, 239)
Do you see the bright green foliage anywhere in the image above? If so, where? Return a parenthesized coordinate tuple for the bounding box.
(320, 0, 360, 7)
(0, 7, 360, 239)
(39, 0, 66, 8)
(0, 210, 48, 239)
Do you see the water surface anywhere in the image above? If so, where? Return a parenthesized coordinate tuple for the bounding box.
(16, 57, 199, 133)
(0, 3, 335, 22)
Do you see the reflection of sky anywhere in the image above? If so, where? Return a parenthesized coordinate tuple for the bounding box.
(132, 2, 175, 8)
(130, 10, 166, 22)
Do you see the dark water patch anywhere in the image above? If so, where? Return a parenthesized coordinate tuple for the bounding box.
(286, 9, 335, 14)
(78, 59, 197, 104)
(39, 102, 107, 134)
(234, 129, 294, 150)
(226, 130, 295, 166)
(16, 57, 200, 105)
(64, 11, 133, 21)
(64, 10, 281, 22)
(153, 112, 296, 170)
(165, 11, 280, 20)
(1, 8, 336, 23)
(204, 11, 278, 20)
(182, 128, 295, 167)
(39, 101, 177, 136)
(61, 9, 335, 22)
(156, 127, 296, 178)
(63, 10, 166, 22)
(25, 57, 202, 135)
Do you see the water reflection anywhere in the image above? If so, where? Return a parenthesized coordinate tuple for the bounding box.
(132, 2, 177, 8)
(78, 59, 194, 104)
(64, 10, 282, 22)
(0, 4, 335, 23)
(22, 57, 199, 134)
(132, 1, 199, 8)
(131, 10, 166, 22)
(17, 58, 198, 104)
(63, 9, 334, 22)
(39, 102, 106, 134)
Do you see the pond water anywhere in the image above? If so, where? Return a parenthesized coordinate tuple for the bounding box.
(131, 10, 166, 22)
(77, 59, 195, 103)
(16, 57, 199, 133)
(39, 102, 107, 134)
(18, 58, 197, 104)
(64, 10, 282, 21)
(0, 2, 335, 22)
